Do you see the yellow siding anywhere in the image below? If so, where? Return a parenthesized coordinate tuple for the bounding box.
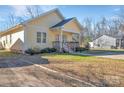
(24, 14, 82, 50)
(24, 11, 63, 50)
(63, 20, 81, 33)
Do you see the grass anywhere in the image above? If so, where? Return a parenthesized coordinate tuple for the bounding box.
(42, 53, 93, 61)
(42, 53, 124, 63)
(0, 50, 19, 57)
(42, 53, 124, 87)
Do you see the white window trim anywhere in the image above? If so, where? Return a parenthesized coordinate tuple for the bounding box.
(36, 32, 47, 44)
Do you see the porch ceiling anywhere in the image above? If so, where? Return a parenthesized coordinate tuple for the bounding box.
(62, 29, 80, 34)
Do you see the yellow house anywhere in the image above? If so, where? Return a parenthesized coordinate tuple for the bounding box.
(0, 9, 83, 53)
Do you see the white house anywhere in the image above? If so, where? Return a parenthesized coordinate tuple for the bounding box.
(93, 35, 116, 49)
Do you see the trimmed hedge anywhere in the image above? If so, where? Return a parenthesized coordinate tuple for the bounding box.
(40, 48, 57, 53)
(25, 48, 35, 55)
(25, 48, 57, 55)
(75, 47, 88, 52)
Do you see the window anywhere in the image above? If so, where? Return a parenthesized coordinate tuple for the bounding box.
(42, 32, 46, 43)
(10, 34, 12, 44)
(36, 32, 47, 43)
(37, 32, 41, 43)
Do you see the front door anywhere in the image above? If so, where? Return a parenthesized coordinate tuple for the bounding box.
(63, 35, 67, 42)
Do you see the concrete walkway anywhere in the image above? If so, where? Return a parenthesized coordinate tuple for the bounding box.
(97, 54, 124, 60)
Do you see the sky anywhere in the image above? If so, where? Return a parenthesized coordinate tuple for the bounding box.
(0, 5, 124, 31)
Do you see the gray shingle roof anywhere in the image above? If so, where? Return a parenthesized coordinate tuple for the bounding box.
(50, 18, 74, 28)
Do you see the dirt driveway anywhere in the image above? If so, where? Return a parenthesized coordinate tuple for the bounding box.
(0, 54, 93, 87)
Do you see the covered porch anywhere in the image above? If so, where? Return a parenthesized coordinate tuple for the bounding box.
(51, 29, 80, 52)
(50, 17, 83, 52)
(53, 41, 79, 52)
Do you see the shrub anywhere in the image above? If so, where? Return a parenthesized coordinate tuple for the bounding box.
(40, 48, 50, 53)
(40, 48, 57, 53)
(25, 47, 57, 55)
(50, 48, 57, 52)
(32, 47, 41, 54)
(75, 47, 88, 52)
(25, 48, 35, 55)
(25, 47, 41, 55)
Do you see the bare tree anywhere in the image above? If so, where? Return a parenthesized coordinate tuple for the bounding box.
(109, 19, 121, 36)
(116, 8, 124, 32)
(26, 6, 35, 18)
(8, 13, 16, 26)
(95, 17, 110, 36)
(25, 5, 42, 19)
(1, 5, 43, 31)
(82, 17, 94, 47)
(83, 18, 93, 37)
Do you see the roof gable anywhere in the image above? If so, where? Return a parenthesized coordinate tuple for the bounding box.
(0, 9, 64, 37)
(23, 8, 64, 24)
(50, 17, 83, 31)
(93, 35, 116, 41)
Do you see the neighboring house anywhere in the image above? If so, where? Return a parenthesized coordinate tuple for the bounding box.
(93, 35, 116, 49)
(0, 9, 83, 53)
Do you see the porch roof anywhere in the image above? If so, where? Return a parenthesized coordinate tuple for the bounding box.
(50, 18, 74, 28)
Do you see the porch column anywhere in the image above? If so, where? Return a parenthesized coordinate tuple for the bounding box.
(119, 39, 121, 49)
(120, 39, 121, 49)
(79, 33, 81, 46)
(60, 30, 63, 52)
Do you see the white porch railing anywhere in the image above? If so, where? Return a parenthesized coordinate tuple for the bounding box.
(52, 41, 79, 52)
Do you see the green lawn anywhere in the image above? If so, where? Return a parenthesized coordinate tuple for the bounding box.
(42, 53, 124, 63)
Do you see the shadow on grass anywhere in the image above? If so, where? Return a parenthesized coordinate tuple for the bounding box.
(0, 55, 49, 68)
